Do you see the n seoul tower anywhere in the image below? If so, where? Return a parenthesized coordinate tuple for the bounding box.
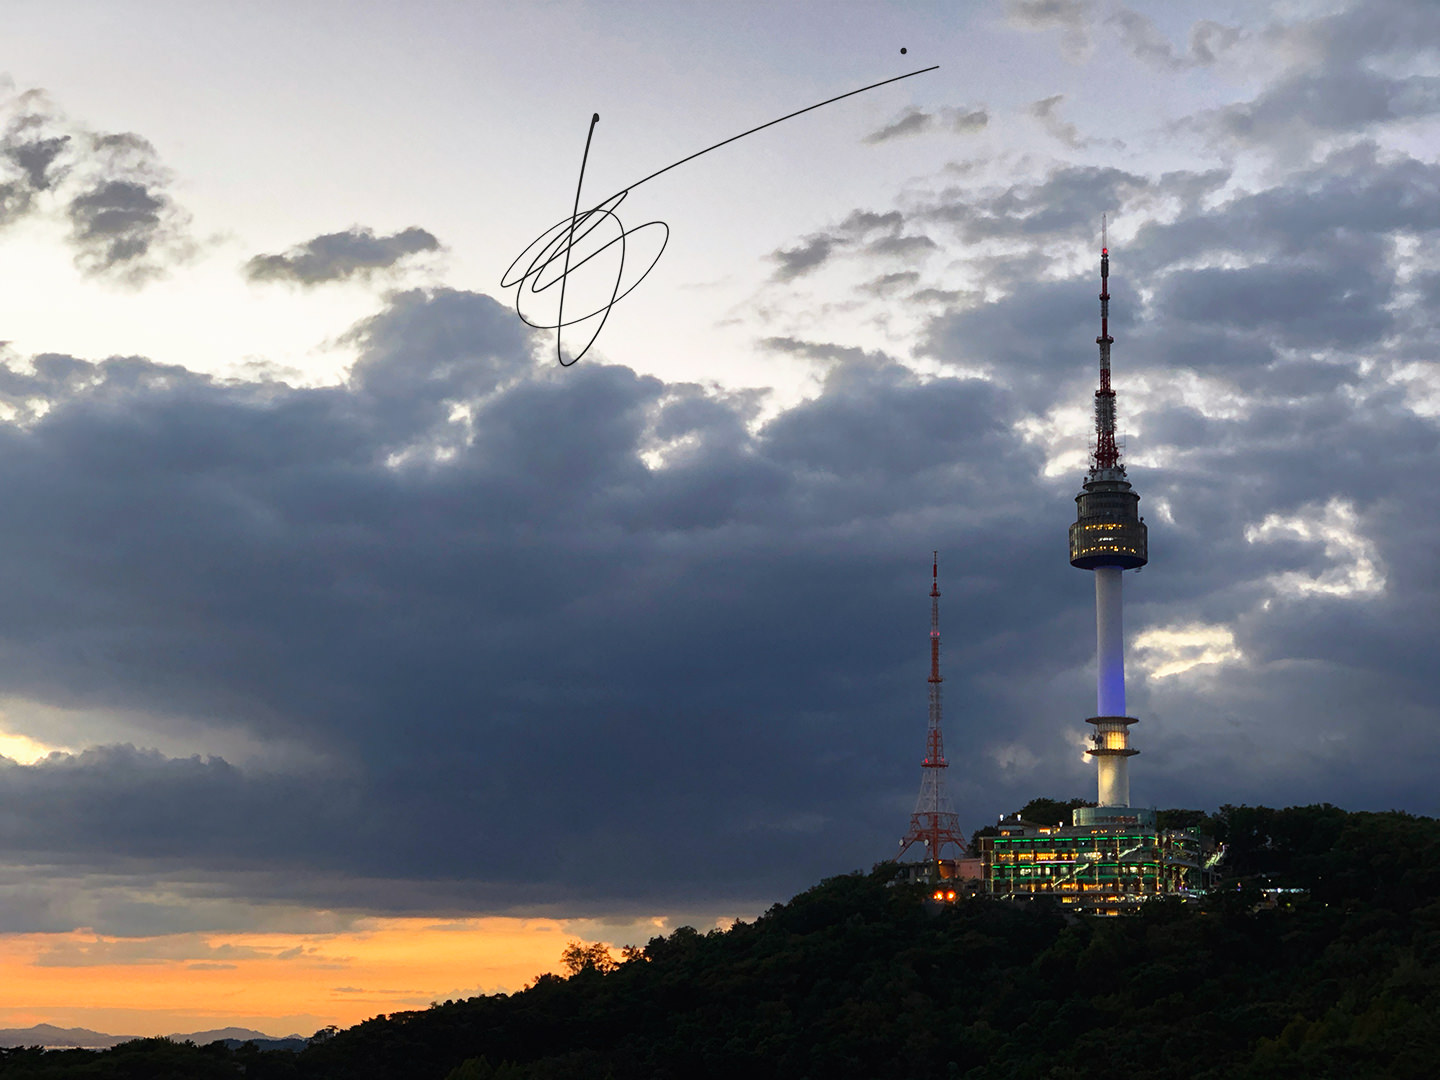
(1069, 220, 1148, 810)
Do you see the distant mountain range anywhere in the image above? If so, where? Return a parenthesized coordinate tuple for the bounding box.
(0, 1023, 308, 1050)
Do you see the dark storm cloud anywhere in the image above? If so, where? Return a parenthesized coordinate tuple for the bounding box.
(1414, 272, 1440, 308)
(1108, 8, 1239, 70)
(0, 87, 192, 282)
(8, 0, 1440, 929)
(0, 287, 1066, 922)
(873, 164, 1224, 308)
(68, 180, 167, 268)
(860, 271, 921, 297)
(912, 138, 1423, 325)
(863, 105, 988, 145)
(1005, 0, 1091, 59)
(0, 90, 70, 227)
(0, 181, 27, 227)
(1214, 69, 1440, 145)
(916, 138, 1435, 390)
(770, 235, 837, 281)
(1179, 19, 1241, 66)
(0, 747, 351, 866)
(1028, 94, 1119, 150)
(5, 189, 1440, 924)
(1005, 0, 1088, 25)
(1201, 0, 1440, 148)
(866, 234, 938, 260)
(8, 132, 69, 192)
(921, 277, 1103, 411)
(982, 164, 1150, 233)
(66, 132, 192, 282)
(1129, 146, 1440, 270)
(245, 226, 441, 287)
(761, 336, 891, 366)
(1162, 263, 1390, 348)
(770, 209, 934, 281)
(945, 108, 990, 136)
(864, 106, 930, 144)
(2, 94, 69, 194)
(1096, 144, 1440, 376)
(910, 287, 965, 306)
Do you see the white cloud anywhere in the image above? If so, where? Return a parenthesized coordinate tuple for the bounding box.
(1132, 622, 1243, 679)
(0, 729, 66, 765)
(988, 741, 1040, 775)
(1245, 497, 1386, 599)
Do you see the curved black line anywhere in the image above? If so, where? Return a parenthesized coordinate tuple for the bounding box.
(611, 64, 939, 200)
(505, 64, 940, 367)
(557, 113, 601, 367)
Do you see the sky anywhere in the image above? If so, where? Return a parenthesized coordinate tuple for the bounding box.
(1, 0, 1438, 1037)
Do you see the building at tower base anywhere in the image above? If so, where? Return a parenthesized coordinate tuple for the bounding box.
(981, 810, 1210, 916)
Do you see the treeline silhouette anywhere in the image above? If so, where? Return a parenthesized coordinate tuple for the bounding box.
(5, 803, 1440, 1079)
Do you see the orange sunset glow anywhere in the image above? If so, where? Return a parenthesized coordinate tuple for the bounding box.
(0, 917, 616, 1037)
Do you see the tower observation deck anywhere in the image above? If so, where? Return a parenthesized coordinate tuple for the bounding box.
(1069, 229, 1147, 572)
(1071, 224, 1147, 816)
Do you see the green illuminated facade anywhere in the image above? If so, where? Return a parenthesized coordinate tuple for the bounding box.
(982, 808, 1208, 916)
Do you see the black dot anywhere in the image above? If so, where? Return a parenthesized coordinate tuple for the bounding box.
(900, 47, 907, 54)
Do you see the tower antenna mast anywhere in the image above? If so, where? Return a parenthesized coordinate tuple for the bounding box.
(898, 553, 967, 867)
(1095, 212, 1119, 472)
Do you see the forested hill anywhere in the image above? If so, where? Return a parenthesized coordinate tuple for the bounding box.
(5, 804, 1440, 1080)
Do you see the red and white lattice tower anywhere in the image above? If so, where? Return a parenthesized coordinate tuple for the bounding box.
(898, 553, 967, 864)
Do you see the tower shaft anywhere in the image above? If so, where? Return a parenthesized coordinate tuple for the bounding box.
(1096, 566, 1125, 717)
(1093, 567, 1131, 806)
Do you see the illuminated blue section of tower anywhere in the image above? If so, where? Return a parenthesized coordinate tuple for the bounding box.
(1069, 220, 1146, 811)
(1096, 567, 1126, 716)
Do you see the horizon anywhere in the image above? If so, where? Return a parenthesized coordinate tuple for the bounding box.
(3, 795, 1420, 1041)
(0, 1021, 308, 1044)
(4, 0, 1440, 1035)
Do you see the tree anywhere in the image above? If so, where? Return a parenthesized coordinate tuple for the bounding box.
(1155, 807, 1212, 832)
(967, 825, 999, 857)
(1016, 797, 1095, 828)
(560, 940, 618, 975)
